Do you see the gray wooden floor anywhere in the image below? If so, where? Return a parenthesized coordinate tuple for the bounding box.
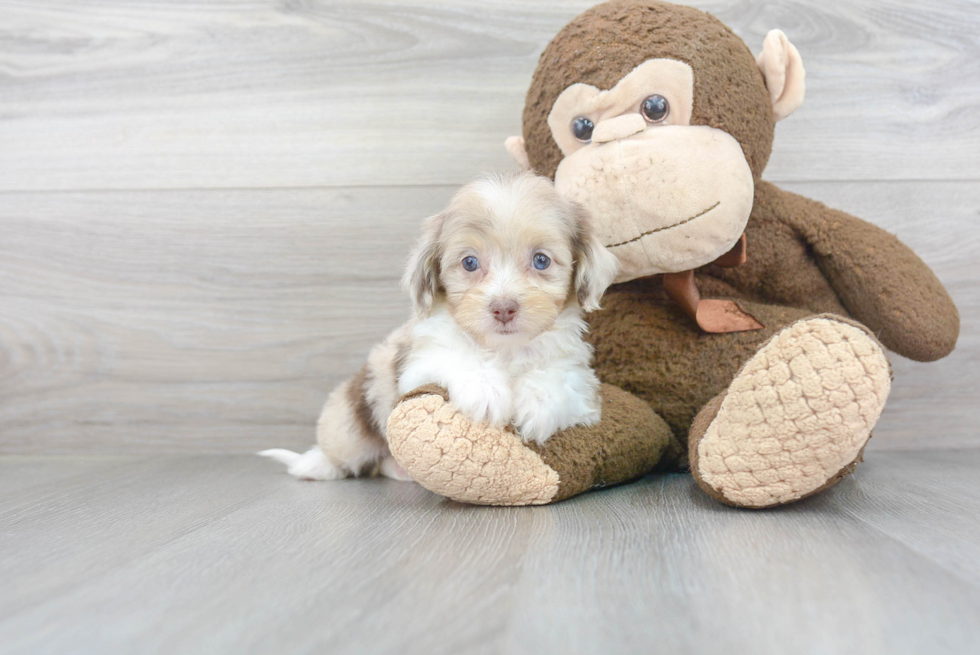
(2, 450, 980, 655)
(2, 2, 979, 653)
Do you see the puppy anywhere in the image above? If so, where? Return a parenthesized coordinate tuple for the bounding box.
(260, 172, 619, 481)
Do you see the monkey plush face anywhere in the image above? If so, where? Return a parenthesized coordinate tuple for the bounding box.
(507, 0, 805, 282)
(548, 58, 755, 279)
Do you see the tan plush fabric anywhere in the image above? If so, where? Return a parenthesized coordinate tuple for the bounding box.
(504, 136, 531, 171)
(690, 316, 891, 507)
(590, 114, 646, 143)
(387, 384, 671, 505)
(547, 58, 695, 157)
(555, 125, 755, 279)
(387, 386, 561, 505)
(756, 29, 805, 121)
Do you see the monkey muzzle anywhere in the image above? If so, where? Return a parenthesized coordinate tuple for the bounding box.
(554, 125, 755, 283)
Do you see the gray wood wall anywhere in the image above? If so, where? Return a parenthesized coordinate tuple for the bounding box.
(1, 0, 977, 454)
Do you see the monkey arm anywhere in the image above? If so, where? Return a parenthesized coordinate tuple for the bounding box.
(761, 182, 959, 362)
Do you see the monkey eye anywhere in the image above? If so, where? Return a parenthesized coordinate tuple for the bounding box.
(641, 94, 669, 123)
(571, 116, 594, 142)
(462, 256, 479, 272)
(532, 253, 551, 270)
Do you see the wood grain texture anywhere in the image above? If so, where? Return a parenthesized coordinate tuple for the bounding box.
(0, 182, 975, 453)
(1, 451, 979, 654)
(0, 0, 976, 453)
(0, 186, 443, 452)
(0, 0, 979, 190)
(0, 181, 976, 453)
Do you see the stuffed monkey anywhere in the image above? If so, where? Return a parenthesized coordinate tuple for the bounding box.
(386, 0, 959, 508)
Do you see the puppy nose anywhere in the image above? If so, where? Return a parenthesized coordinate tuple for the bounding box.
(591, 113, 647, 143)
(491, 299, 519, 324)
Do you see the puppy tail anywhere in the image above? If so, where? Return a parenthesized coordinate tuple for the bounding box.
(257, 448, 303, 466)
(258, 446, 345, 481)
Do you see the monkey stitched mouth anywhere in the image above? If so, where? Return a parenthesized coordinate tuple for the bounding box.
(606, 201, 721, 248)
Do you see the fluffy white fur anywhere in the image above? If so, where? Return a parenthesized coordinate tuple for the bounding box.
(261, 172, 618, 481)
(397, 304, 602, 442)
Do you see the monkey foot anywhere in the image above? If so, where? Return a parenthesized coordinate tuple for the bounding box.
(386, 384, 672, 506)
(689, 315, 892, 508)
(386, 386, 560, 505)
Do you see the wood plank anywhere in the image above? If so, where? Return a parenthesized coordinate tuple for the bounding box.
(0, 455, 131, 500)
(497, 452, 980, 655)
(0, 456, 284, 618)
(828, 450, 980, 587)
(0, 181, 975, 453)
(1, 452, 979, 654)
(0, 186, 449, 452)
(1, 0, 978, 190)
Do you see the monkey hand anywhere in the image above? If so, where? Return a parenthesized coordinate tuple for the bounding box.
(773, 185, 959, 362)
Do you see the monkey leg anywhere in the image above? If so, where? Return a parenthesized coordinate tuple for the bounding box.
(688, 315, 892, 508)
(589, 292, 829, 459)
(386, 384, 672, 506)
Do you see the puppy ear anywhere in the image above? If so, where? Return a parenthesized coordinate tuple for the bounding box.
(570, 202, 619, 312)
(402, 212, 445, 318)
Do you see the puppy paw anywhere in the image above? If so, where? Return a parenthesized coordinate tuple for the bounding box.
(447, 370, 513, 427)
(514, 404, 562, 445)
(379, 457, 414, 482)
(512, 372, 601, 445)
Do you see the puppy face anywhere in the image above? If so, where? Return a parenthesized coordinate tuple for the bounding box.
(404, 173, 619, 345)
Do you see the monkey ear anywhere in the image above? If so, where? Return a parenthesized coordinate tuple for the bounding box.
(570, 203, 620, 312)
(401, 212, 445, 318)
(504, 136, 531, 171)
(756, 29, 806, 121)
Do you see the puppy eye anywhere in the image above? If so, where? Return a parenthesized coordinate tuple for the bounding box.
(462, 256, 479, 272)
(571, 116, 594, 143)
(532, 253, 551, 270)
(641, 94, 669, 123)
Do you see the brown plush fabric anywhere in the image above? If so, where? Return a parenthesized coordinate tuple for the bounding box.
(702, 184, 849, 317)
(584, 176, 959, 461)
(523, 0, 774, 180)
(699, 182, 959, 361)
(759, 183, 959, 361)
(387, 384, 669, 505)
(586, 296, 816, 461)
(525, 384, 673, 501)
(386, 0, 960, 508)
(399, 384, 451, 404)
(687, 390, 729, 504)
